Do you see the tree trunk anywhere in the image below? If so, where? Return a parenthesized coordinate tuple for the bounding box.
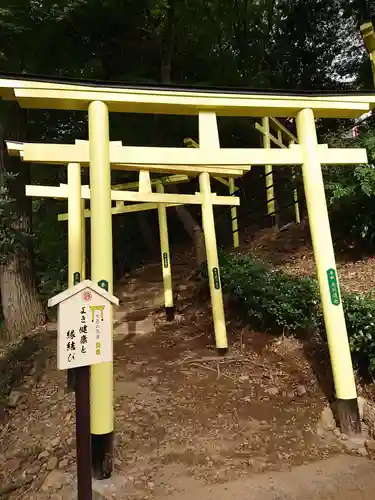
(159, 2, 206, 266)
(160, 0, 176, 85)
(167, 185, 206, 266)
(0, 101, 46, 341)
(136, 211, 156, 255)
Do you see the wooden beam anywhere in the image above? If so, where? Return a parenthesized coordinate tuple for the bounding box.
(5, 140, 24, 156)
(111, 174, 190, 191)
(26, 185, 240, 206)
(289, 144, 368, 164)
(184, 137, 241, 188)
(11, 87, 370, 118)
(212, 176, 231, 188)
(361, 21, 375, 55)
(6, 139, 123, 156)
(21, 143, 246, 175)
(184, 137, 199, 148)
(26, 185, 69, 199)
(22, 143, 367, 167)
(75, 139, 123, 147)
(58, 201, 184, 221)
(138, 170, 152, 193)
(269, 117, 298, 143)
(9, 139, 239, 176)
(255, 123, 286, 149)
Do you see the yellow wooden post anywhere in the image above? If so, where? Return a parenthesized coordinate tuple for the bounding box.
(262, 117, 276, 226)
(156, 182, 174, 320)
(296, 108, 360, 435)
(67, 163, 83, 392)
(139, 170, 152, 192)
(68, 163, 82, 287)
(292, 168, 301, 224)
(199, 111, 228, 351)
(360, 21, 375, 87)
(81, 199, 86, 279)
(228, 177, 239, 248)
(289, 140, 301, 224)
(88, 100, 114, 477)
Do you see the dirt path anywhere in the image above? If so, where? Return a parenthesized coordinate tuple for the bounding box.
(173, 455, 375, 500)
(0, 257, 372, 499)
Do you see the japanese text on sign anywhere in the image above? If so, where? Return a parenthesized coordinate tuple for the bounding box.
(56, 286, 113, 370)
(80, 306, 88, 355)
(327, 268, 341, 306)
(212, 267, 221, 290)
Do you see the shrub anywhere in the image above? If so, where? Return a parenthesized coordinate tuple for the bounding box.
(202, 252, 321, 334)
(344, 292, 375, 377)
(201, 251, 375, 377)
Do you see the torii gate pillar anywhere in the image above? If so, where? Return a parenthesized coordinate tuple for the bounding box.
(296, 108, 361, 435)
(88, 101, 114, 478)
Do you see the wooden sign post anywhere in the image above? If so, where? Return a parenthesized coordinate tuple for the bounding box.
(48, 280, 119, 499)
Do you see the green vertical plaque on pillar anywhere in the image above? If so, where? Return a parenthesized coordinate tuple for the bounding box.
(73, 272, 81, 285)
(163, 252, 169, 268)
(327, 268, 340, 306)
(212, 267, 221, 290)
(98, 279, 109, 292)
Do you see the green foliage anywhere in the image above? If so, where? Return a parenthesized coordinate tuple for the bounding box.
(0, 172, 32, 265)
(324, 127, 375, 249)
(344, 292, 375, 377)
(32, 199, 68, 298)
(203, 251, 321, 334)
(202, 251, 375, 377)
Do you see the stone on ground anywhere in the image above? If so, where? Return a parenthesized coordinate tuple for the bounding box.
(317, 405, 336, 432)
(8, 390, 22, 407)
(41, 470, 70, 492)
(114, 314, 155, 338)
(91, 475, 129, 499)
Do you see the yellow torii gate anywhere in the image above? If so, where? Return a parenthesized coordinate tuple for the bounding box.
(7, 138, 193, 321)
(256, 117, 301, 225)
(8, 140, 240, 330)
(6, 127, 244, 481)
(2, 74, 375, 480)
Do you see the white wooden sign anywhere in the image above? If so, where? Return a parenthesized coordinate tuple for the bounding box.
(48, 280, 119, 370)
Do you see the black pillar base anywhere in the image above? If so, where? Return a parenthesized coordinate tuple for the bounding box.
(165, 306, 175, 322)
(67, 368, 76, 393)
(75, 366, 92, 498)
(217, 347, 228, 356)
(91, 432, 114, 479)
(337, 398, 361, 435)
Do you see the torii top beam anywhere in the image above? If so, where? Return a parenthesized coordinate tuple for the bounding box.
(1, 73, 375, 118)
